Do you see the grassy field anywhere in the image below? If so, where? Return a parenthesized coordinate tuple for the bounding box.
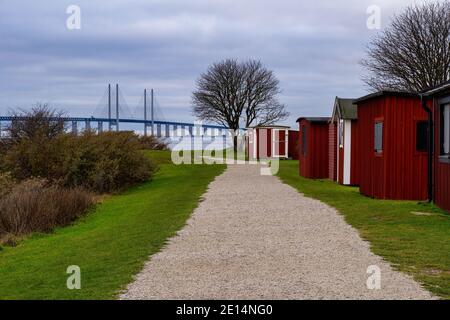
(278, 160, 450, 299)
(0, 150, 224, 299)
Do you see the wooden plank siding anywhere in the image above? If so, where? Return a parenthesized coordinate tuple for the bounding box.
(328, 123, 337, 180)
(299, 119, 329, 179)
(433, 98, 450, 211)
(288, 130, 300, 160)
(356, 94, 428, 200)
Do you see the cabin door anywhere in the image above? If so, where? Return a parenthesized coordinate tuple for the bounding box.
(273, 129, 287, 157)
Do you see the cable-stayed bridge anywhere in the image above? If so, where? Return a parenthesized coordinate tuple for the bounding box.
(0, 84, 231, 138)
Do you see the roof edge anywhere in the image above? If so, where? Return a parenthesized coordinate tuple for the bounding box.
(296, 117, 331, 123)
(421, 80, 450, 96)
(353, 91, 418, 104)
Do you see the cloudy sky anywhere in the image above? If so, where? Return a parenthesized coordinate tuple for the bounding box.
(0, 0, 438, 127)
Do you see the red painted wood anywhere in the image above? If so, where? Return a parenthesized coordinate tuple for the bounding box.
(276, 130, 285, 156)
(432, 98, 450, 212)
(288, 130, 299, 160)
(299, 119, 329, 179)
(249, 127, 291, 159)
(328, 123, 337, 180)
(254, 128, 271, 159)
(356, 94, 428, 200)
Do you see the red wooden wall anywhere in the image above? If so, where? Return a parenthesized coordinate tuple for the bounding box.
(255, 128, 272, 159)
(299, 119, 329, 179)
(288, 130, 299, 160)
(432, 99, 450, 211)
(328, 123, 337, 180)
(248, 128, 290, 159)
(357, 95, 428, 200)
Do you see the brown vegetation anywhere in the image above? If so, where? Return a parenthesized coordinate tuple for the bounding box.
(0, 105, 161, 243)
(0, 178, 93, 243)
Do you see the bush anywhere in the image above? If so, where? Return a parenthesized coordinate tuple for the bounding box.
(59, 131, 157, 193)
(2, 105, 67, 180)
(3, 133, 67, 181)
(0, 172, 15, 198)
(3, 130, 157, 193)
(0, 178, 93, 240)
(2, 106, 157, 193)
(137, 135, 169, 151)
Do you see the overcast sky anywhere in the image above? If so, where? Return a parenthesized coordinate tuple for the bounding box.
(0, 0, 439, 127)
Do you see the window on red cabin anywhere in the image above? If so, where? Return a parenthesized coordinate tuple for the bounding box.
(416, 121, 428, 152)
(374, 121, 383, 154)
(338, 120, 344, 148)
(301, 125, 307, 155)
(441, 104, 450, 157)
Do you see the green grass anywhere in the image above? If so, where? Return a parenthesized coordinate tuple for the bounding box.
(278, 160, 450, 299)
(0, 150, 224, 299)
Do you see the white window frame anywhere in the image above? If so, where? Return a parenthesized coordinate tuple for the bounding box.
(338, 119, 344, 148)
(374, 121, 383, 154)
(272, 129, 288, 158)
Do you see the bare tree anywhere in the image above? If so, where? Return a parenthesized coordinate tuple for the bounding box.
(7, 104, 66, 144)
(192, 59, 288, 149)
(361, 2, 450, 92)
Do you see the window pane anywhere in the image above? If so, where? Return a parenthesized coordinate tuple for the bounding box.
(339, 120, 344, 147)
(374, 122, 383, 153)
(416, 121, 428, 152)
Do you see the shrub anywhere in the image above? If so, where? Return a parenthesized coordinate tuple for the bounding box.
(7, 104, 66, 143)
(59, 131, 157, 193)
(137, 135, 169, 150)
(2, 105, 67, 180)
(0, 172, 15, 198)
(4, 133, 67, 181)
(0, 178, 93, 240)
(2, 106, 157, 193)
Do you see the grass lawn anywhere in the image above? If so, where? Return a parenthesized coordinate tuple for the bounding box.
(0, 150, 225, 299)
(278, 160, 450, 299)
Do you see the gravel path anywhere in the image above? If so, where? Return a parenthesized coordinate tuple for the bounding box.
(120, 164, 434, 300)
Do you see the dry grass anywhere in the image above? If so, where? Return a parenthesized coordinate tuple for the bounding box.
(0, 178, 93, 243)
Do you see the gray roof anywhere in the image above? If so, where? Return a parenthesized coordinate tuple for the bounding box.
(353, 91, 418, 104)
(332, 97, 357, 121)
(247, 124, 291, 129)
(421, 80, 450, 96)
(296, 117, 330, 123)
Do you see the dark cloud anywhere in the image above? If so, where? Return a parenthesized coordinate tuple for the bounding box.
(0, 0, 438, 126)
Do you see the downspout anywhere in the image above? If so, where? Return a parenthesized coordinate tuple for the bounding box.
(421, 95, 433, 203)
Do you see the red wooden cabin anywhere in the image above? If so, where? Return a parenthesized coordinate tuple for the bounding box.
(297, 117, 330, 179)
(246, 125, 290, 160)
(354, 92, 428, 200)
(330, 97, 360, 185)
(422, 81, 450, 212)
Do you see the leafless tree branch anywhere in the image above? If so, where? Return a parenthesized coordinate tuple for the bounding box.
(361, 2, 450, 92)
(192, 59, 289, 132)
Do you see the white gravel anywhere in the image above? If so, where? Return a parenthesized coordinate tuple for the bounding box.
(120, 164, 434, 300)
